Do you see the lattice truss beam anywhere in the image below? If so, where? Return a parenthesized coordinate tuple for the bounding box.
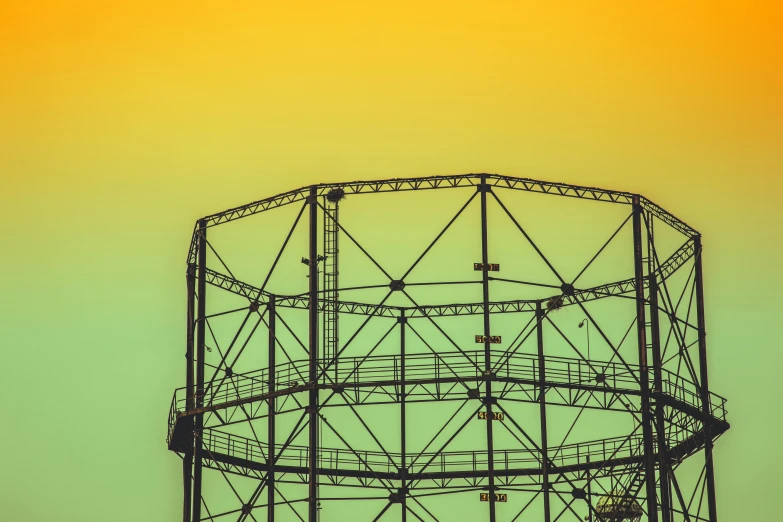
(170, 175, 727, 522)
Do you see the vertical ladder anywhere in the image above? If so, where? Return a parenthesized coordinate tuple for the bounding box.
(322, 198, 339, 370)
(642, 213, 656, 387)
(319, 189, 343, 521)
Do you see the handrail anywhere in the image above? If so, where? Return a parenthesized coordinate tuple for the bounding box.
(198, 429, 653, 477)
(167, 350, 727, 444)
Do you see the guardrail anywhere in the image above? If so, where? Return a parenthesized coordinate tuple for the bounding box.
(199, 429, 652, 478)
(167, 350, 727, 444)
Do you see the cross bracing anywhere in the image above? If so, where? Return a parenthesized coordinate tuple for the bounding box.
(171, 174, 726, 522)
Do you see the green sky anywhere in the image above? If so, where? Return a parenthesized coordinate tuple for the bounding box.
(1, 2, 781, 521)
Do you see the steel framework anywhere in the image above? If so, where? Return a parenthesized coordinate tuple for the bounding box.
(167, 173, 729, 522)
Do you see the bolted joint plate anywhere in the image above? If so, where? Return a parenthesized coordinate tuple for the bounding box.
(389, 280, 406, 291)
(389, 488, 408, 503)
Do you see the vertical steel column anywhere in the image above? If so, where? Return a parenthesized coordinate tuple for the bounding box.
(536, 302, 551, 522)
(192, 220, 207, 522)
(399, 309, 407, 522)
(647, 242, 671, 522)
(183, 263, 196, 522)
(479, 175, 496, 522)
(632, 197, 659, 522)
(307, 187, 319, 522)
(186, 263, 197, 409)
(694, 235, 718, 522)
(268, 296, 276, 522)
(586, 456, 592, 522)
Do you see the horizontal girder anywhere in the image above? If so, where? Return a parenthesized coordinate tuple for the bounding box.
(187, 173, 696, 263)
(197, 236, 694, 317)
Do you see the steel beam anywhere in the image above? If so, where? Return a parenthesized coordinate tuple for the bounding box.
(186, 264, 196, 410)
(268, 296, 276, 522)
(632, 197, 658, 522)
(586, 456, 592, 522)
(200, 250, 692, 319)
(183, 263, 195, 522)
(400, 309, 407, 522)
(694, 235, 718, 522)
(308, 187, 319, 522)
(188, 175, 696, 265)
(536, 302, 551, 522)
(479, 175, 497, 522)
(192, 220, 207, 522)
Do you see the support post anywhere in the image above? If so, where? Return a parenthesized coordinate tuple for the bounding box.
(632, 197, 659, 522)
(268, 296, 276, 522)
(647, 226, 671, 522)
(479, 175, 496, 522)
(192, 220, 207, 522)
(308, 187, 319, 522)
(183, 263, 196, 522)
(536, 302, 551, 522)
(586, 456, 593, 522)
(186, 264, 196, 410)
(694, 235, 718, 522)
(399, 309, 407, 522)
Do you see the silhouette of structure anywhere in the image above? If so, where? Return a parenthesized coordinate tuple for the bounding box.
(167, 174, 729, 522)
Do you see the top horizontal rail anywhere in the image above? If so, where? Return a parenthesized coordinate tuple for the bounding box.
(186, 174, 697, 263)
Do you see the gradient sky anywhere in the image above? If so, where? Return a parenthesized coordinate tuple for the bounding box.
(1, 1, 781, 521)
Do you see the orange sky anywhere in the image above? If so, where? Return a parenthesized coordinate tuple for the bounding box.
(0, 2, 781, 521)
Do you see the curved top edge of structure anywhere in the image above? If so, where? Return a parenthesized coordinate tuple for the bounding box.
(186, 173, 698, 264)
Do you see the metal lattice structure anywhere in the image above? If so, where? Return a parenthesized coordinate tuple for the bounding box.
(167, 173, 729, 522)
